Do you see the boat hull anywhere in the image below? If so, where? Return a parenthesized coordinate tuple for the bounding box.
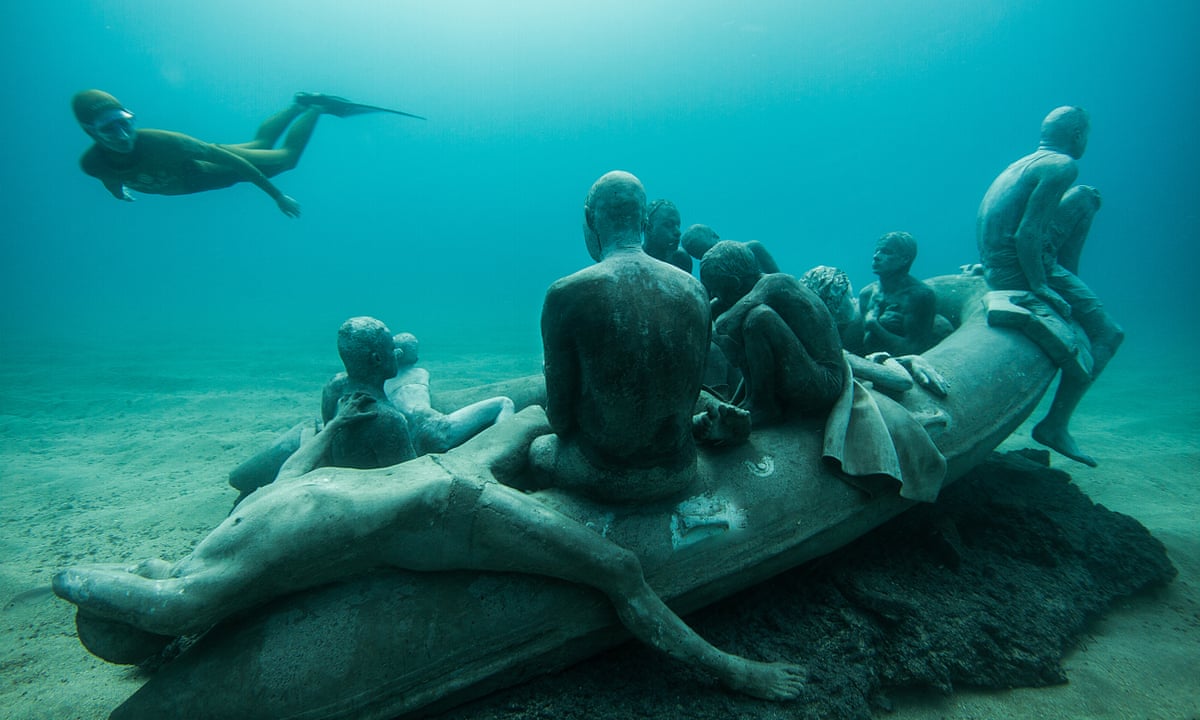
(107, 275, 1056, 720)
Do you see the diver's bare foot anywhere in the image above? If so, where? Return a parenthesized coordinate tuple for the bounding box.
(725, 658, 806, 700)
(1032, 420, 1097, 467)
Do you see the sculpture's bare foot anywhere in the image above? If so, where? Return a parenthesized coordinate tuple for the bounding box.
(52, 564, 193, 636)
(1032, 421, 1097, 467)
(693, 403, 751, 446)
(725, 659, 806, 700)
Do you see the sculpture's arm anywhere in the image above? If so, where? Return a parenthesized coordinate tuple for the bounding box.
(747, 241, 780, 273)
(895, 354, 949, 397)
(1014, 160, 1077, 316)
(277, 393, 376, 480)
(848, 351, 914, 393)
(540, 288, 578, 435)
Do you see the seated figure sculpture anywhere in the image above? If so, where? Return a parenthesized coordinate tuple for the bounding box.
(858, 231, 945, 356)
(229, 316, 414, 502)
(685, 230, 783, 396)
(52, 406, 804, 701)
(701, 241, 845, 426)
(642, 198, 694, 273)
(800, 265, 949, 397)
(977, 106, 1123, 466)
(681, 223, 721, 263)
(530, 171, 712, 503)
(313, 316, 416, 470)
(384, 332, 516, 455)
(681, 224, 781, 279)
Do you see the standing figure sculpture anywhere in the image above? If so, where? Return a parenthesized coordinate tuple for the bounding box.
(531, 172, 712, 503)
(859, 231, 943, 356)
(701, 241, 845, 426)
(977, 106, 1123, 466)
(72, 89, 422, 217)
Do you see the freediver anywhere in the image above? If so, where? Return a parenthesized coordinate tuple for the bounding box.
(72, 89, 423, 217)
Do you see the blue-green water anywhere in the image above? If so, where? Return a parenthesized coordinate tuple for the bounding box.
(1, 3, 1198, 718)
(1, 0, 1197, 355)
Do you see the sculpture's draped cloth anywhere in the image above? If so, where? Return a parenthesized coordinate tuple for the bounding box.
(823, 359, 946, 503)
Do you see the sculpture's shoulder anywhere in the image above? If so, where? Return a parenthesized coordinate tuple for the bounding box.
(323, 372, 350, 395)
(1023, 148, 1077, 179)
(904, 275, 937, 301)
(757, 271, 814, 301)
(391, 366, 430, 387)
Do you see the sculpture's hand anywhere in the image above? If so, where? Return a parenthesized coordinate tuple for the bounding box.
(960, 263, 983, 276)
(276, 195, 302, 218)
(1033, 286, 1071, 320)
(333, 392, 380, 424)
(896, 355, 949, 397)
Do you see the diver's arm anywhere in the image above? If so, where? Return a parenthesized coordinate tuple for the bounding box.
(200, 144, 301, 217)
(102, 178, 135, 202)
(80, 151, 134, 202)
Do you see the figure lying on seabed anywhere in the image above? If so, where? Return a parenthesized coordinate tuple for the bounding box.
(53, 406, 805, 701)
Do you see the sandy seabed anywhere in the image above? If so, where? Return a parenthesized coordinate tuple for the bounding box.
(1, 337, 1196, 720)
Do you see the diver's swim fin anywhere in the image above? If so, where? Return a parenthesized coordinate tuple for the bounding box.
(294, 92, 426, 120)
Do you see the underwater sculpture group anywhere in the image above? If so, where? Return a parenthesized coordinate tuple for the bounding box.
(52, 107, 1124, 719)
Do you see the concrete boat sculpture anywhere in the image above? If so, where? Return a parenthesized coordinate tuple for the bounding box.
(65, 273, 1080, 720)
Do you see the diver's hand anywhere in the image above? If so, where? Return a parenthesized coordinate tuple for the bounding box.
(276, 195, 301, 218)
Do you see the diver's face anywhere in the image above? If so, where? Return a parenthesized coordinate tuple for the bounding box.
(88, 109, 137, 153)
(645, 208, 682, 257)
